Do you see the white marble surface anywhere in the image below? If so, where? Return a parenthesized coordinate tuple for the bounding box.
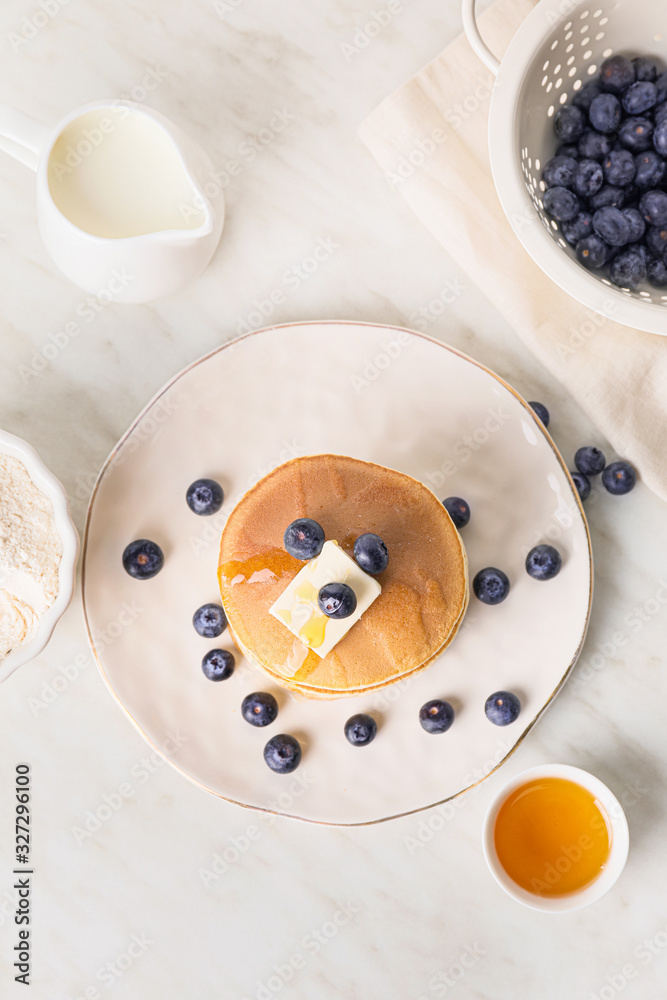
(0, 1, 666, 998)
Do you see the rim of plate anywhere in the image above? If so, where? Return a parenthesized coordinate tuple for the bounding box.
(81, 320, 594, 826)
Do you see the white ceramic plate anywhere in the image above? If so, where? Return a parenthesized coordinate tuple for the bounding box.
(82, 322, 592, 826)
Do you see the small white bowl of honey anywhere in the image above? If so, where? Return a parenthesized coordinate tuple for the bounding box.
(483, 764, 629, 912)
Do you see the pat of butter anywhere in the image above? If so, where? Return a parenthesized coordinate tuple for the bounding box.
(269, 540, 381, 659)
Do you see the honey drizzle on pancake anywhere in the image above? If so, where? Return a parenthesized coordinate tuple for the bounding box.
(218, 548, 298, 587)
(292, 647, 321, 681)
(340, 533, 357, 555)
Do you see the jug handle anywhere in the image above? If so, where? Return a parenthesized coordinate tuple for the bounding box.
(461, 0, 500, 76)
(0, 106, 50, 171)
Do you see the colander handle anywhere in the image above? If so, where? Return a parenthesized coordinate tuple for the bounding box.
(461, 0, 500, 75)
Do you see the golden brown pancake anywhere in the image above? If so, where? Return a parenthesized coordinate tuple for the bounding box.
(218, 455, 468, 698)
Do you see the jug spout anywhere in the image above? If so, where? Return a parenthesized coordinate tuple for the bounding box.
(157, 181, 215, 244)
(161, 216, 214, 246)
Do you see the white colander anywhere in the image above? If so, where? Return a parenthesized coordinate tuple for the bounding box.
(463, 0, 667, 335)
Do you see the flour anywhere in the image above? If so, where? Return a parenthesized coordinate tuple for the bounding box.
(0, 454, 63, 661)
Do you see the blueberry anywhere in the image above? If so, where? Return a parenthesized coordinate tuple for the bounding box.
(353, 533, 389, 574)
(344, 713, 377, 746)
(653, 120, 667, 156)
(572, 82, 602, 112)
(602, 460, 636, 495)
(634, 243, 652, 266)
(263, 734, 301, 774)
(283, 518, 325, 560)
(603, 150, 636, 187)
(656, 72, 667, 103)
(122, 539, 164, 580)
(648, 257, 667, 286)
(634, 151, 666, 189)
(640, 189, 667, 226)
(473, 567, 510, 605)
(543, 186, 580, 222)
(622, 81, 658, 115)
(575, 234, 610, 269)
(554, 105, 586, 142)
(562, 211, 593, 245)
(419, 699, 455, 734)
(484, 691, 521, 726)
(600, 55, 635, 95)
(621, 208, 645, 243)
(193, 603, 227, 638)
(654, 101, 667, 125)
(442, 496, 471, 529)
(633, 57, 658, 83)
(610, 248, 647, 288)
(589, 185, 625, 211)
(618, 117, 654, 153)
(201, 648, 235, 681)
(556, 143, 581, 159)
(318, 582, 357, 619)
(646, 225, 667, 258)
(571, 470, 591, 501)
(593, 206, 632, 246)
(528, 401, 550, 426)
(578, 129, 612, 161)
(525, 544, 562, 581)
(242, 691, 278, 727)
(543, 155, 578, 188)
(186, 478, 224, 516)
(589, 93, 622, 134)
(573, 158, 604, 198)
(575, 446, 606, 476)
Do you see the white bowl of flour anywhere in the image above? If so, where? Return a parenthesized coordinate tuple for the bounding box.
(0, 429, 78, 683)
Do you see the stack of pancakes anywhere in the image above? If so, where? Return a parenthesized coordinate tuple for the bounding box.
(218, 454, 468, 699)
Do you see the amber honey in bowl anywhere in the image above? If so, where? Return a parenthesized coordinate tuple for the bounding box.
(493, 776, 612, 898)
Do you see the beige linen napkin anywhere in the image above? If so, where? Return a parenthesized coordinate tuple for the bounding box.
(359, 0, 667, 502)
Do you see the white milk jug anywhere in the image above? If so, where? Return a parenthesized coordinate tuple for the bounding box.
(0, 100, 225, 303)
